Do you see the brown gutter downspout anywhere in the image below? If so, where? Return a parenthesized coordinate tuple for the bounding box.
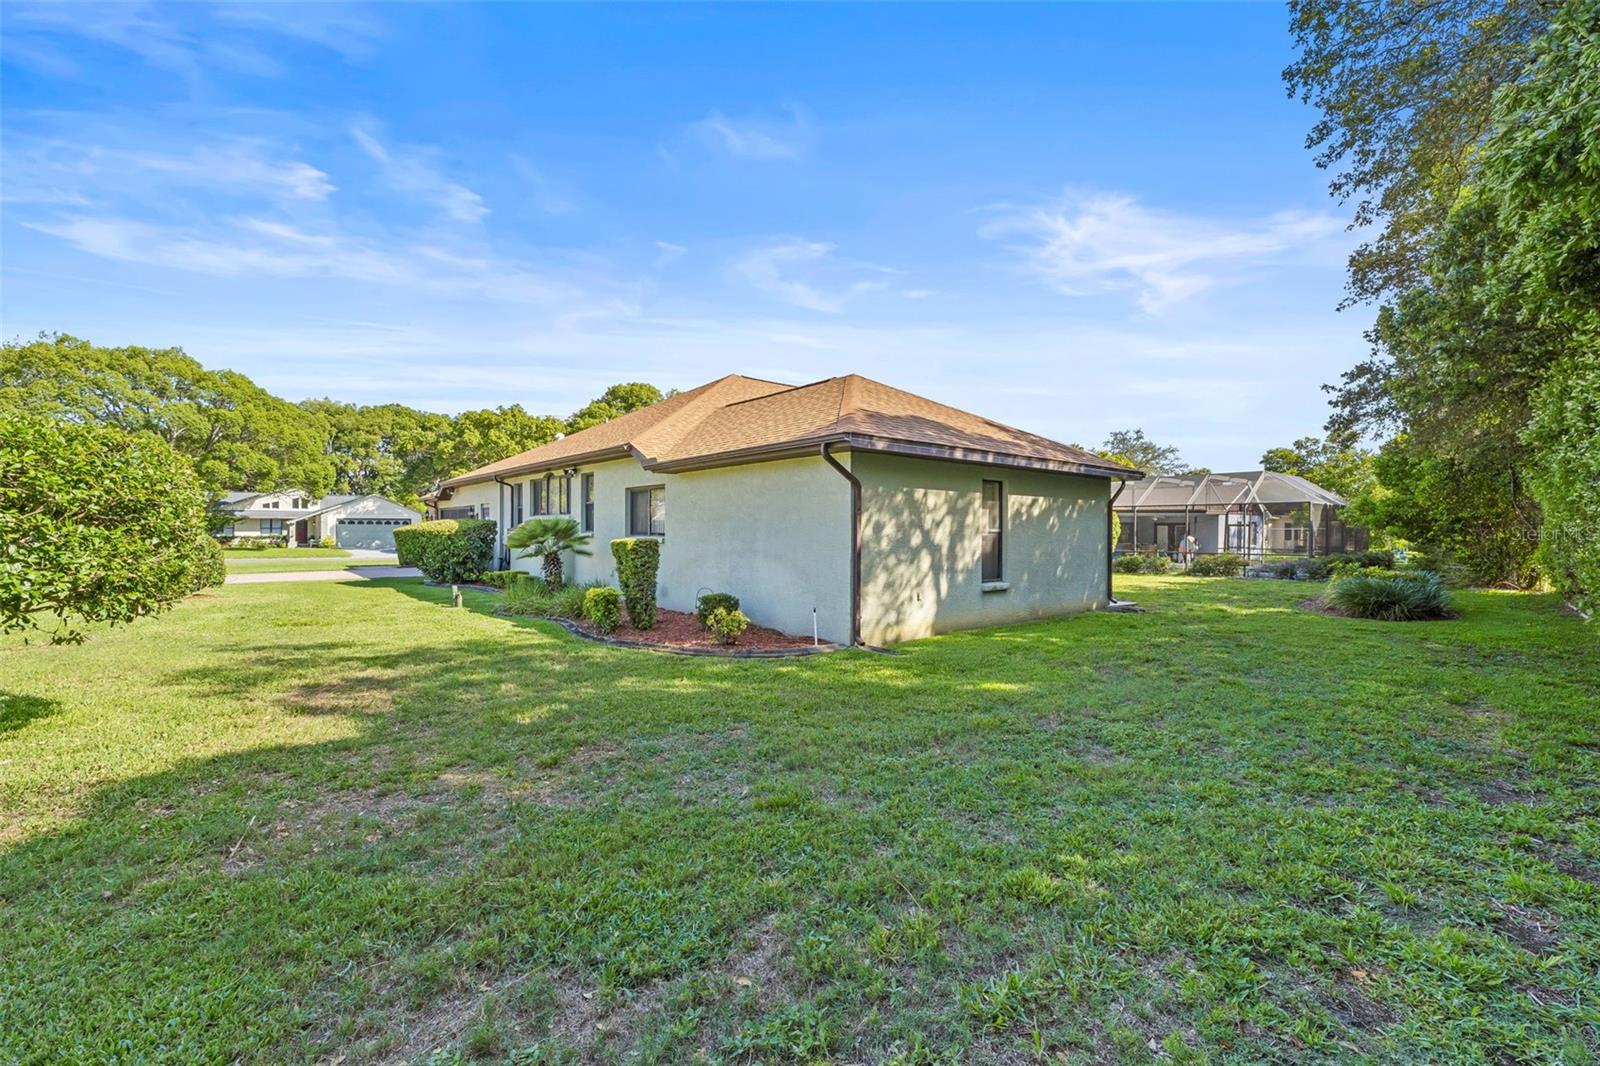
(1107, 478, 1128, 604)
(494, 475, 512, 570)
(820, 442, 861, 646)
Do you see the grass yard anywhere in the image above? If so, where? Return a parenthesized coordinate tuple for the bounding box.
(223, 558, 402, 574)
(224, 547, 354, 560)
(1, 576, 1596, 1064)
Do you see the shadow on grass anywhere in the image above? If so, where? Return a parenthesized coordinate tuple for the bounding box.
(0, 691, 60, 735)
(3, 576, 1597, 1062)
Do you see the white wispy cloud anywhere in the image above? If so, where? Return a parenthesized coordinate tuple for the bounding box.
(1, 136, 333, 207)
(212, 4, 385, 61)
(352, 123, 488, 224)
(687, 105, 811, 160)
(981, 190, 1344, 312)
(26, 213, 596, 306)
(730, 239, 893, 313)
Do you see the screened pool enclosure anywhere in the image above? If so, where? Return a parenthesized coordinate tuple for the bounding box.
(1112, 470, 1367, 559)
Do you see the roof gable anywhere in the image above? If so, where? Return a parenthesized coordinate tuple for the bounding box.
(441, 373, 1139, 487)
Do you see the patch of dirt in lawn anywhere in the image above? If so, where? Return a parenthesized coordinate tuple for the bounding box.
(1324, 969, 1397, 1031)
(1495, 903, 1561, 956)
(284, 668, 400, 715)
(1473, 779, 1543, 806)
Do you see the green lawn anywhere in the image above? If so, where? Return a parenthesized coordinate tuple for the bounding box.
(223, 558, 401, 574)
(2, 577, 1596, 1064)
(224, 547, 353, 560)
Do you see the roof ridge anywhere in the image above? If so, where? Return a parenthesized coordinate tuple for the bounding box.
(715, 375, 832, 410)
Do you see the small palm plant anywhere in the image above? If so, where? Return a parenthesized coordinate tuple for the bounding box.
(506, 517, 592, 589)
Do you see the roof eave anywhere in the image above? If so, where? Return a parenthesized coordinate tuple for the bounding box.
(649, 434, 1145, 479)
(439, 445, 634, 487)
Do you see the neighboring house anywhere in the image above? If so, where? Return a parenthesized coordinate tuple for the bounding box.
(429, 374, 1140, 646)
(1113, 470, 1367, 559)
(215, 490, 421, 551)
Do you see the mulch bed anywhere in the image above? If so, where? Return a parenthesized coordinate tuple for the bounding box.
(566, 608, 839, 656)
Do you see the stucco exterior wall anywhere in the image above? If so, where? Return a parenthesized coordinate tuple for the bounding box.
(855, 453, 1109, 645)
(450, 454, 854, 642)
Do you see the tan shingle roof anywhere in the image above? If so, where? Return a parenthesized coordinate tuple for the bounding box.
(442, 373, 1139, 487)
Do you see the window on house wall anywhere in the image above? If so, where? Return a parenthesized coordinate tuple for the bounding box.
(627, 486, 665, 536)
(480, 504, 491, 520)
(293, 497, 305, 509)
(510, 483, 523, 525)
(981, 480, 1004, 582)
(219, 523, 234, 538)
(581, 474, 594, 532)
(557, 474, 570, 514)
(262, 519, 286, 536)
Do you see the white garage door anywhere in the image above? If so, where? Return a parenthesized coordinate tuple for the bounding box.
(336, 518, 412, 551)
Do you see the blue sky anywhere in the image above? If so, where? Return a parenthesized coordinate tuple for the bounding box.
(1, 2, 1367, 468)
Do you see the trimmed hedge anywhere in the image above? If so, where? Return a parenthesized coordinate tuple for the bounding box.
(695, 591, 740, 628)
(1113, 553, 1173, 574)
(186, 534, 226, 593)
(476, 570, 520, 589)
(583, 586, 622, 633)
(1185, 553, 1246, 577)
(392, 518, 496, 583)
(611, 538, 660, 630)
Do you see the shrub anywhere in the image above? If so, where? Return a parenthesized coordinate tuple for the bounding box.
(1254, 560, 1300, 579)
(498, 578, 600, 619)
(319, 535, 337, 549)
(1185, 553, 1245, 577)
(392, 518, 496, 583)
(583, 586, 622, 633)
(1113, 553, 1173, 574)
(506, 516, 592, 589)
(1, 414, 214, 642)
(476, 570, 519, 589)
(1325, 571, 1454, 621)
(705, 606, 750, 645)
(695, 591, 741, 628)
(186, 534, 226, 593)
(610, 538, 660, 630)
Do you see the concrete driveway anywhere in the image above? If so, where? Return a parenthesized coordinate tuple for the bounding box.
(225, 566, 420, 585)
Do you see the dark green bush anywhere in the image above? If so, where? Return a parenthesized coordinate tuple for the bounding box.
(1113, 553, 1173, 574)
(1185, 553, 1245, 577)
(1, 414, 214, 642)
(695, 591, 741, 628)
(476, 570, 519, 589)
(611, 538, 660, 630)
(186, 534, 226, 593)
(392, 518, 496, 583)
(496, 578, 599, 619)
(583, 586, 622, 633)
(1325, 571, 1453, 621)
(705, 606, 750, 645)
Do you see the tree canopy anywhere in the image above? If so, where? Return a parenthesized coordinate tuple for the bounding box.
(0, 414, 221, 643)
(1097, 429, 1195, 475)
(3, 333, 670, 507)
(1291, 0, 1598, 608)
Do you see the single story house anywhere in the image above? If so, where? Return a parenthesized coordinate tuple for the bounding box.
(1112, 470, 1367, 559)
(215, 490, 422, 550)
(429, 374, 1141, 646)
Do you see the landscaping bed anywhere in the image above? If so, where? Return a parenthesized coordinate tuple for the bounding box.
(569, 607, 835, 655)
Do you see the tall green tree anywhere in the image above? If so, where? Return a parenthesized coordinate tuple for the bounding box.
(301, 399, 452, 507)
(1097, 429, 1193, 475)
(1260, 434, 1375, 500)
(1285, 0, 1554, 304)
(565, 382, 664, 433)
(442, 406, 566, 476)
(0, 334, 335, 496)
(1289, 0, 1597, 596)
